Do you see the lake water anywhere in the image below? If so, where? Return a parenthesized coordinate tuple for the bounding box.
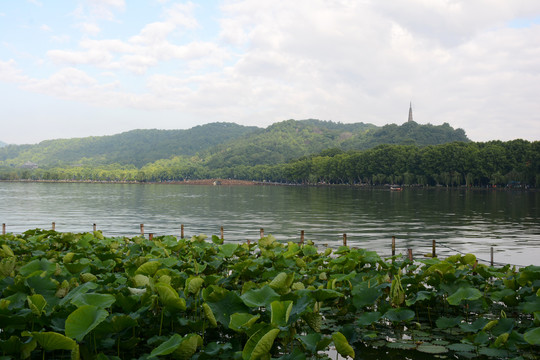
(0, 182, 538, 267)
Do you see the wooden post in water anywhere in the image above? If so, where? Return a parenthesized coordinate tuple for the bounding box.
(181, 224, 184, 239)
(93, 223, 97, 232)
(432, 240, 436, 258)
(140, 224, 144, 236)
(2, 223, 5, 235)
(343, 233, 347, 246)
(491, 247, 494, 266)
(392, 236, 396, 257)
(260, 228, 264, 238)
(300, 230, 304, 245)
(220, 226, 224, 240)
(149, 233, 154, 241)
(52, 222, 56, 231)
(408, 248, 413, 261)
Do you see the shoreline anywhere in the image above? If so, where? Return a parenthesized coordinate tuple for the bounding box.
(0, 178, 534, 191)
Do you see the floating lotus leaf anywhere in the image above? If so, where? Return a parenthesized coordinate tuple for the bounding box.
(416, 343, 448, 354)
(384, 308, 415, 323)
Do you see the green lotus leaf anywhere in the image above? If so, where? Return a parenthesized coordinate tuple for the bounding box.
(135, 261, 161, 276)
(331, 332, 355, 358)
(461, 254, 476, 266)
(436, 316, 463, 329)
(27, 294, 47, 316)
(269, 272, 294, 293)
(132, 274, 150, 287)
(219, 243, 238, 258)
(31, 331, 76, 351)
(202, 303, 217, 328)
(270, 300, 293, 327)
(447, 287, 482, 305)
(186, 276, 204, 295)
(155, 282, 186, 311)
(386, 342, 416, 350)
(229, 313, 260, 332)
(111, 315, 138, 333)
(447, 343, 476, 353)
(384, 308, 415, 323)
(405, 290, 433, 306)
(173, 334, 202, 360)
(70, 293, 116, 308)
(65, 305, 108, 342)
(241, 285, 280, 307)
(524, 327, 540, 345)
(309, 288, 343, 302)
(59, 282, 98, 306)
(211, 235, 224, 245)
(206, 291, 248, 327)
(149, 333, 183, 357)
(242, 327, 280, 360)
(417, 343, 448, 354)
(352, 283, 382, 309)
(1, 244, 14, 257)
(303, 312, 322, 332)
(0, 257, 16, 277)
(459, 318, 490, 333)
(19, 258, 56, 277)
(357, 311, 382, 326)
(296, 333, 322, 353)
(258, 235, 277, 249)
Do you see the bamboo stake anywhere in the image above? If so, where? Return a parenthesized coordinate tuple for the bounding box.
(93, 223, 97, 232)
(181, 224, 184, 239)
(491, 247, 494, 266)
(140, 224, 144, 236)
(260, 228, 264, 238)
(2, 223, 5, 235)
(343, 233, 347, 246)
(392, 236, 396, 257)
(220, 226, 224, 240)
(408, 248, 413, 261)
(149, 233, 153, 241)
(52, 222, 55, 231)
(300, 230, 304, 245)
(432, 240, 436, 258)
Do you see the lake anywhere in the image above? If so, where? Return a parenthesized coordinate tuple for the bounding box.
(0, 182, 538, 267)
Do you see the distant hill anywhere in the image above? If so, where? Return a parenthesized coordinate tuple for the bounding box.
(0, 123, 259, 168)
(202, 119, 469, 168)
(0, 119, 469, 169)
(0, 140, 7, 148)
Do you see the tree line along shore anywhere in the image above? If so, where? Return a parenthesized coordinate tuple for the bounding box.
(1, 140, 538, 188)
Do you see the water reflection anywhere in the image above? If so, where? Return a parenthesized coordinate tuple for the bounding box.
(0, 182, 538, 265)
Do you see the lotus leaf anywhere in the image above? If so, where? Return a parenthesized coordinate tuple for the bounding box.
(524, 327, 540, 345)
(27, 294, 47, 316)
(384, 308, 415, 323)
(186, 276, 204, 295)
(229, 313, 260, 332)
(173, 334, 201, 360)
(202, 303, 217, 327)
(155, 282, 186, 311)
(447, 287, 482, 305)
(65, 305, 109, 341)
(219, 243, 238, 257)
(331, 332, 355, 358)
(135, 261, 161, 276)
(241, 285, 280, 307)
(416, 343, 448, 354)
(149, 333, 183, 357)
(30, 331, 76, 351)
(270, 300, 293, 327)
(70, 293, 116, 308)
(19, 258, 56, 277)
(242, 327, 280, 360)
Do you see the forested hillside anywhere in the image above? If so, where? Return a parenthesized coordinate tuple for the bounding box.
(0, 119, 468, 169)
(0, 140, 6, 147)
(0, 123, 258, 167)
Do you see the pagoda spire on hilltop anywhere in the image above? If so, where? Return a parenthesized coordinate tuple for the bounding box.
(408, 102, 414, 123)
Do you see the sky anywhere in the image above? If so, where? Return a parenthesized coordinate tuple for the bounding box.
(1, 0, 540, 145)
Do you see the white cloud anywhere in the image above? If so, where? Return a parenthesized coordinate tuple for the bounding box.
(40, 24, 52, 32)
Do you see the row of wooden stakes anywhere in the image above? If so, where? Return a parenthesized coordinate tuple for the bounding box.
(1, 222, 497, 266)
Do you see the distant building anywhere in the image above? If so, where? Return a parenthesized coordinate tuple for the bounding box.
(408, 102, 414, 123)
(20, 161, 38, 169)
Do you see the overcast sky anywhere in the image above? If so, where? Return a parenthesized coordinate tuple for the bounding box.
(1, 0, 539, 145)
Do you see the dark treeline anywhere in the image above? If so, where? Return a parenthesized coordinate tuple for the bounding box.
(1, 140, 538, 187)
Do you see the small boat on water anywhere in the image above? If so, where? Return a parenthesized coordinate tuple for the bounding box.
(390, 185, 403, 191)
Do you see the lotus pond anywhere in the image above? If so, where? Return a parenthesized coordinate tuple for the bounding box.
(0, 229, 539, 360)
